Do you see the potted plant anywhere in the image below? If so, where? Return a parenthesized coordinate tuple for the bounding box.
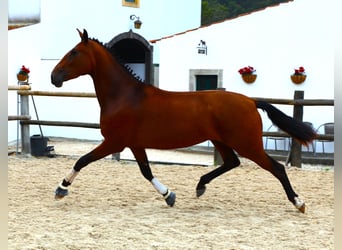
(291, 66, 306, 84)
(17, 65, 30, 82)
(238, 66, 257, 83)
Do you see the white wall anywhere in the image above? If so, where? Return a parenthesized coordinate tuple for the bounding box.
(154, 0, 334, 152)
(40, 0, 201, 59)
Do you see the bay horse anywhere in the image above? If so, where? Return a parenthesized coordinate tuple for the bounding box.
(51, 29, 316, 213)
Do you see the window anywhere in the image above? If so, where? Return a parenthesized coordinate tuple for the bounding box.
(196, 75, 218, 91)
(122, 0, 140, 8)
(189, 69, 223, 91)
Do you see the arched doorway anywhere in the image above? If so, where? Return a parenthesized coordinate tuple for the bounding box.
(106, 30, 153, 84)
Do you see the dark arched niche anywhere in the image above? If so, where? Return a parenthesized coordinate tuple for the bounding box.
(106, 30, 153, 84)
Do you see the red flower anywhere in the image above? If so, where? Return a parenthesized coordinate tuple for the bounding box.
(294, 66, 305, 75)
(238, 66, 256, 75)
(21, 65, 30, 74)
(18, 65, 30, 75)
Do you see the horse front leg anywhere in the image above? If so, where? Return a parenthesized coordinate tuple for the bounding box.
(130, 148, 176, 207)
(55, 141, 115, 200)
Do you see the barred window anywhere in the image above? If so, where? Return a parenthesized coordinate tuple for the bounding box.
(122, 0, 140, 8)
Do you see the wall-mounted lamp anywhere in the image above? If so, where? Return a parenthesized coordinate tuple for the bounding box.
(197, 40, 207, 55)
(130, 15, 142, 29)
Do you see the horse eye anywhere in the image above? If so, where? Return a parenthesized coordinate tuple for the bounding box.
(69, 49, 78, 57)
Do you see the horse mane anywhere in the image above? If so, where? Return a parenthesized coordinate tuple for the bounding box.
(89, 37, 145, 84)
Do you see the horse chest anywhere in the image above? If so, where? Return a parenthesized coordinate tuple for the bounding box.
(99, 105, 139, 136)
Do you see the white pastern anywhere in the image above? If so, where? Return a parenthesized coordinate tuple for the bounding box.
(294, 196, 304, 208)
(151, 178, 168, 195)
(65, 169, 79, 184)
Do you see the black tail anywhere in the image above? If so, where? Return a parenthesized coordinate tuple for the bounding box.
(256, 101, 317, 146)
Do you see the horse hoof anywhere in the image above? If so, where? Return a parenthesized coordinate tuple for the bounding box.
(297, 203, 305, 213)
(196, 185, 206, 197)
(294, 197, 305, 213)
(165, 191, 176, 207)
(55, 187, 68, 200)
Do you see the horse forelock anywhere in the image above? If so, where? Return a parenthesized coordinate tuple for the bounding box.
(88, 37, 144, 84)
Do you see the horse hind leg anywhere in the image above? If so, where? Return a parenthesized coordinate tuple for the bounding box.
(196, 141, 240, 197)
(266, 155, 305, 213)
(130, 148, 176, 207)
(243, 149, 305, 213)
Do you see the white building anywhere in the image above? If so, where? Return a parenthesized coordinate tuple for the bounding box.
(151, 0, 334, 152)
(8, 0, 334, 153)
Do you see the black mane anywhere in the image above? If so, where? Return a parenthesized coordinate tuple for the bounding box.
(89, 37, 145, 84)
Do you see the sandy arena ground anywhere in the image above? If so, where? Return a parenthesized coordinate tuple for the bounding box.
(8, 138, 334, 249)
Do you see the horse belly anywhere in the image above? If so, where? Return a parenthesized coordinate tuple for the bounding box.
(133, 111, 214, 149)
(136, 127, 209, 149)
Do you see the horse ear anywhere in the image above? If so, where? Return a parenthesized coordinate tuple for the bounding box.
(76, 28, 88, 43)
(82, 29, 89, 43)
(77, 28, 83, 38)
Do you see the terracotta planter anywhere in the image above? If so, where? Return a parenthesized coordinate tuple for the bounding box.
(291, 74, 306, 84)
(242, 74, 257, 84)
(17, 73, 28, 82)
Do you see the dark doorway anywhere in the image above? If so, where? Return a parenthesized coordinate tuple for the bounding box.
(196, 75, 218, 91)
(106, 30, 153, 84)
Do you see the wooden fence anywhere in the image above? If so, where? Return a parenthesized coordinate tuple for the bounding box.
(8, 85, 334, 167)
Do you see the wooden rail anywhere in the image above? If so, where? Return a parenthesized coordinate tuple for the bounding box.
(20, 120, 100, 129)
(9, 86, 334, 167)
(8, 115, 31, 121)
(17, 90, 97, 98)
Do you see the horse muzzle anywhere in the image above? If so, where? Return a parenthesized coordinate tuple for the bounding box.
(51, 70, 65, 88)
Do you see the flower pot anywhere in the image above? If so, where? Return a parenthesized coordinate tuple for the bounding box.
(242, 74, 257, 84)
(291, 74, 306, 84)
(17, 73, 28, 82)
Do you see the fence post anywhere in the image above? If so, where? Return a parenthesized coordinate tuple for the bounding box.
(213, 87, 226, 165)
(289, 90, 304, 167)
(20, 92, 31, 154)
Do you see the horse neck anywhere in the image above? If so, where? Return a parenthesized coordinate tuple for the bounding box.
(89, 47, 140, 110)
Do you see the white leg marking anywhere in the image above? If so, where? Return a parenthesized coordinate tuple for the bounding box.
(294, 196, 304, 209)
(65, 169, 79, 184)
(163, 189, 171, 199)
(151, 178, 168, 195)
(58, 182, 68, 190)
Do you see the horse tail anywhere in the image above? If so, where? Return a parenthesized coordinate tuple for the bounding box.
(255, 100, 317, 146)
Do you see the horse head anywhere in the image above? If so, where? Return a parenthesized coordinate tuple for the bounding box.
(51, 29, 93, 87)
